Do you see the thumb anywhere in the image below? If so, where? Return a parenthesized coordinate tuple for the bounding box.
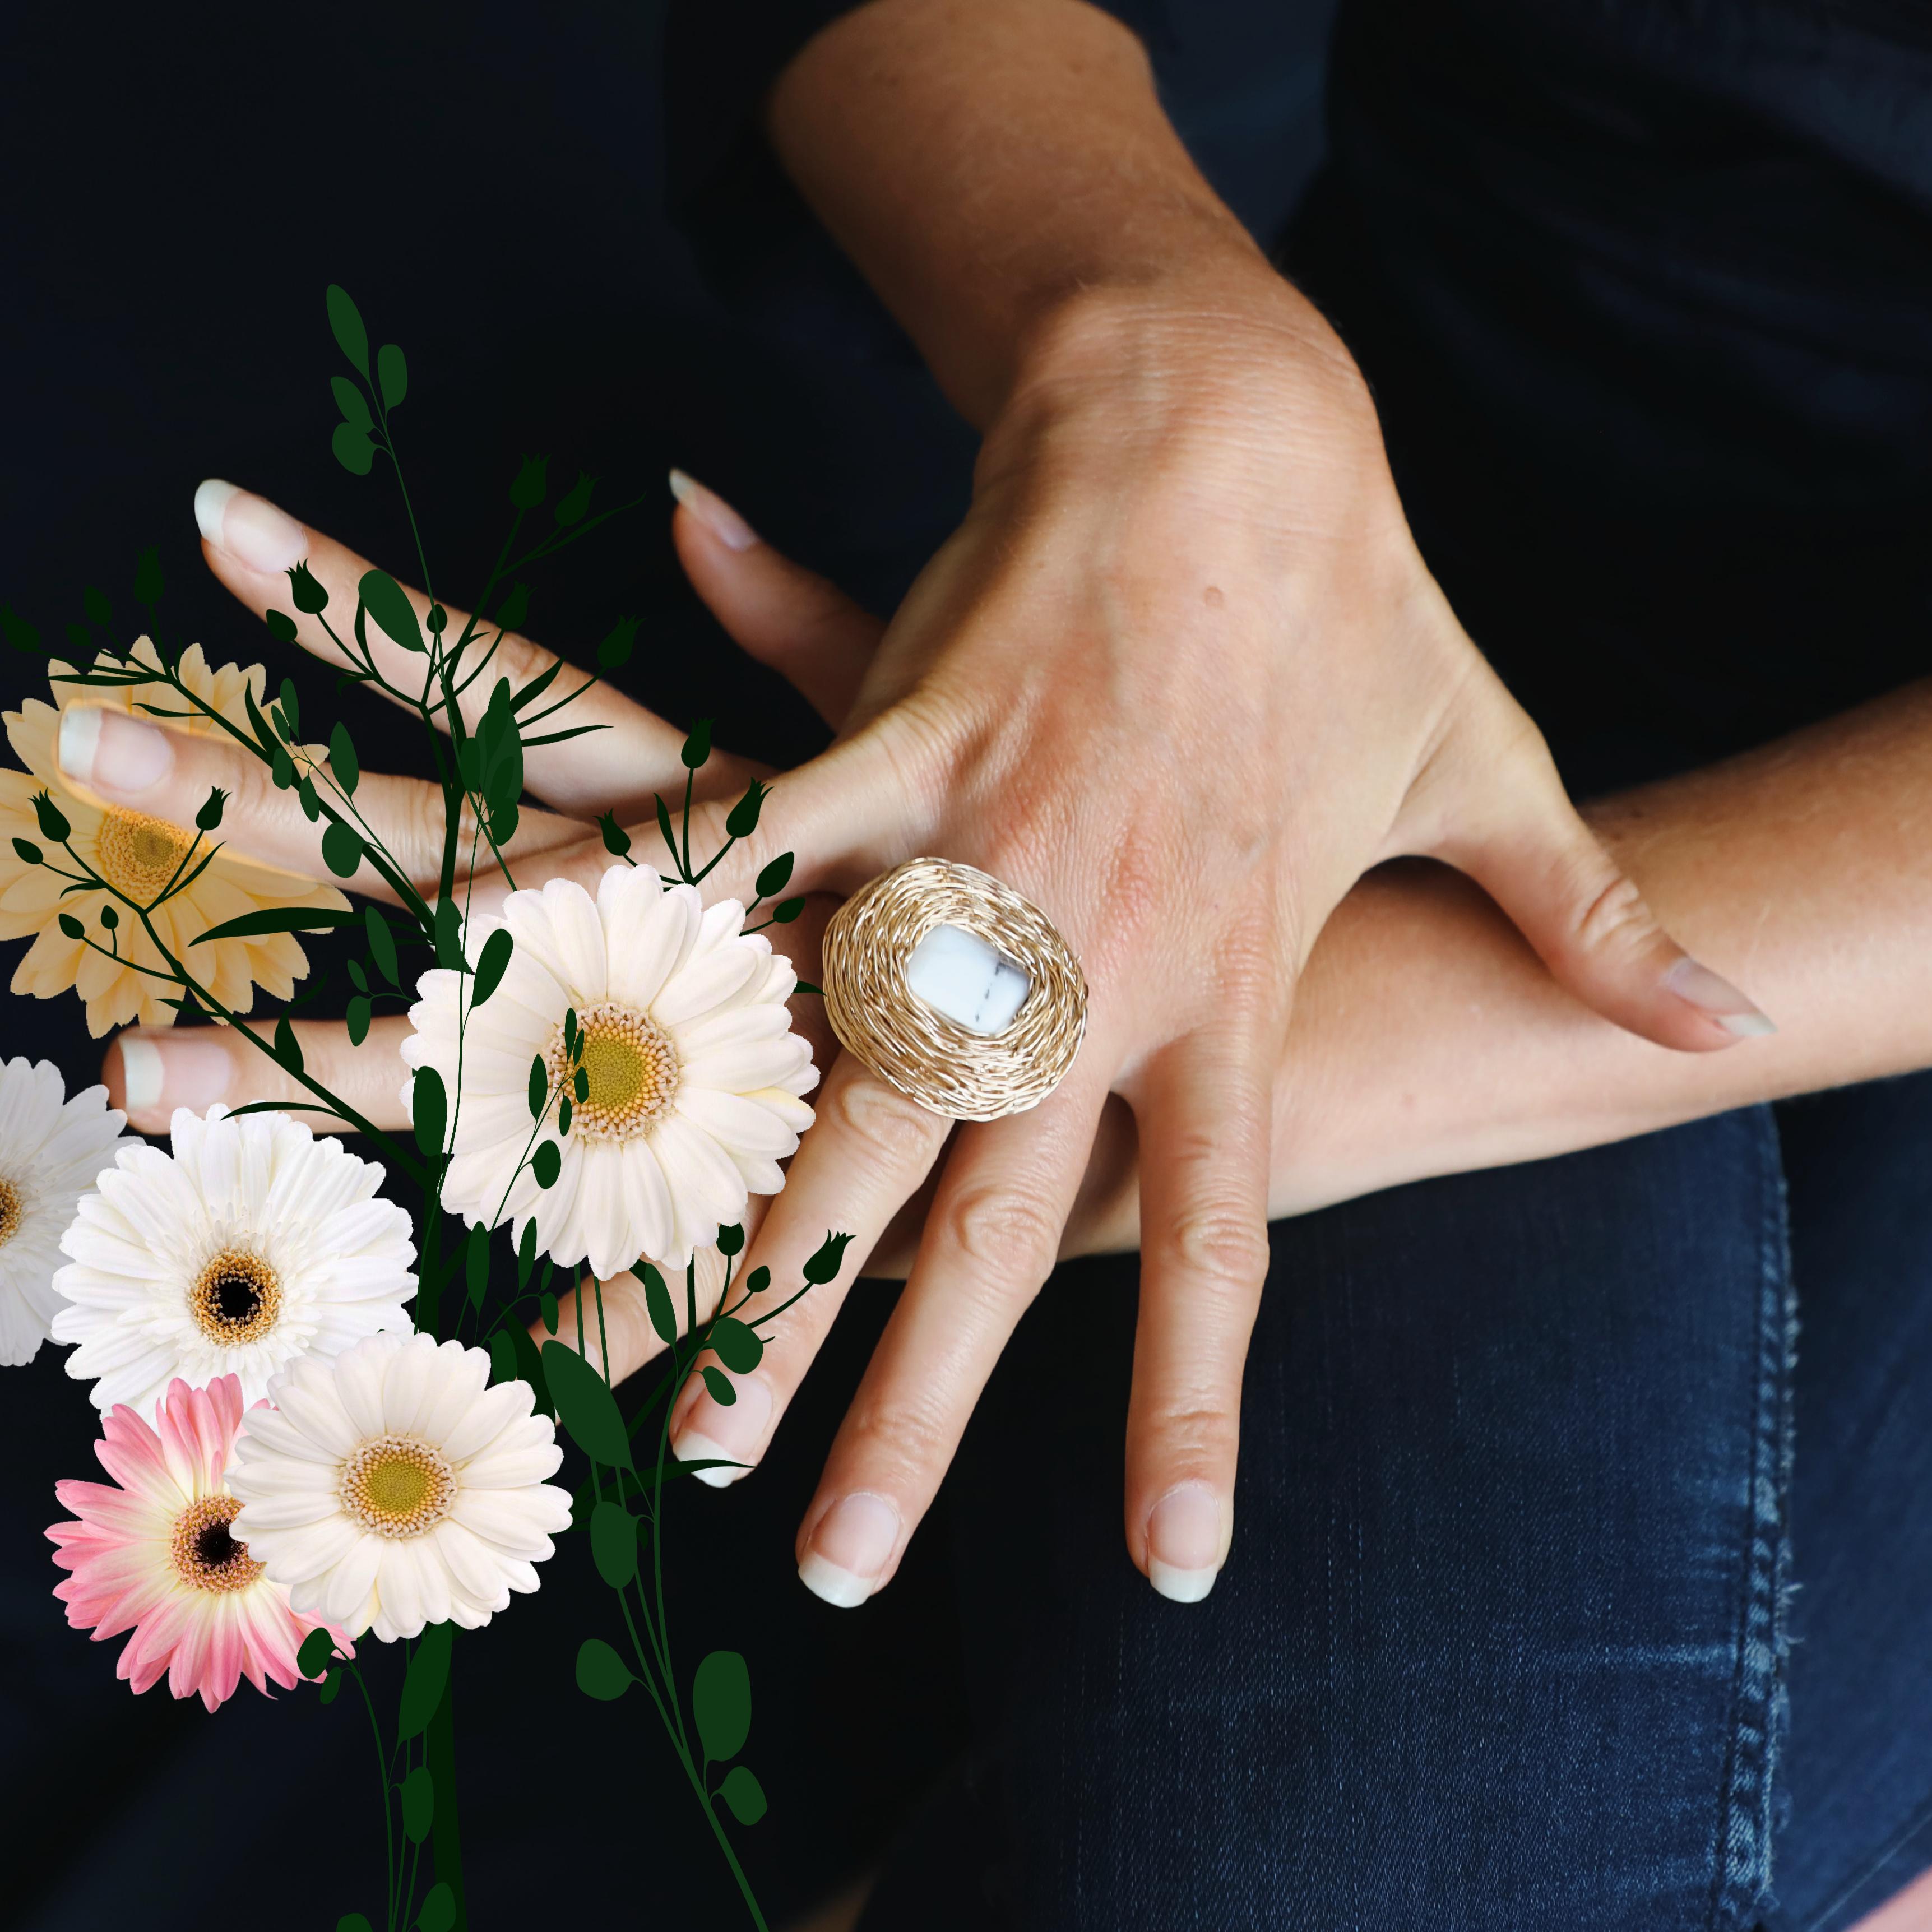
(1437, 724, 1775, 1053)
(669, 471, 884, 727)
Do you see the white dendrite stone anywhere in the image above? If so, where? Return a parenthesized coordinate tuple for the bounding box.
(405, 866, 817, 1282)
(228, 1331, 572, 1642)
(50, 1106, 417, 1417)
(0, 1058, 135, 1366)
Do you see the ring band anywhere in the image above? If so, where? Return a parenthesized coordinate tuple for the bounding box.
(819, 857, 1088, 1122)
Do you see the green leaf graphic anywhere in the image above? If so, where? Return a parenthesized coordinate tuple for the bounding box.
(397, 1622, 453, 1741)
(718, 1765, 768, 1826)
(590, 1500, 639, 1588)
(297, 1627, 339, 1679)
(330, 376, 372, 434)
(413, 1066, 447, 1159)
(471, 927, 513, 1007)
(576, 1638, 632, 1702)
(358, 569, 423, 654)
(332, 423, 376, 476)
(465, 1225, 490, 1310)
(415, 1881, 456, 1932)
(326, 284, 370, 377)
(328, 721, 359, 794)
(377, 342, 407, 410)
(321, 821, 364, 878)
(400, 1766, 434, 1845)
(642, 1262, 677, 1346)
(542, 1340, 633, 1471)
(694, 1650, 752, 1764)
(194, 906, 357, 944)
(709, 1317, 763, 1375)
(365, 904, 399, 985)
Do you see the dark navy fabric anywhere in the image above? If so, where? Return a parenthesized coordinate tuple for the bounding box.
(868, 1109, 1799, 1928)
(851, 1081, 1932, 1930)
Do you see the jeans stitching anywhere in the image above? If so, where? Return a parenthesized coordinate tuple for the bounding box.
(1708, 1108, 1798, 1929)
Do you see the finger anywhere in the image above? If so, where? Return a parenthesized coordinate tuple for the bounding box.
(1434, 710, 1776, 1052)
(670, 472, 884, 727)
(538, 1247, 733, 1386)
(789, 1062, 1110, 1607)
(456, 722, 916, 921)
(192, 480, 762, 815)
(666, 1052, 953, 1488)
(1124, 1028, 1276, 1605)
(56, 703, 589, 901)
(104, 1016, 414, 1137)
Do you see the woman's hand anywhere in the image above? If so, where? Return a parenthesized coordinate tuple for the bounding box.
(83, 481, 876, 1128)
(95, 484, 1927, 1621)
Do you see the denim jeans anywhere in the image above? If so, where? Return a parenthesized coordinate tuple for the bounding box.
(855, 1074, 1932, 1930)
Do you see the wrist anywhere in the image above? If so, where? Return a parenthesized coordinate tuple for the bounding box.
(998, 257, 1352, 437)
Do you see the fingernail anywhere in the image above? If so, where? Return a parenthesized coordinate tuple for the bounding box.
(1146, 1481, 1226, 1604)
(117, 1032, 231, 1116)
(798, 1491, 900, 1609)
(668, 469, 759, 551)
(674, 1375, 772, 1489)
(56, 706, 103, 788)
(118, 1037, 164, 1111)
(1664, 956, 1777, 1039)
(194, 479, 309, 574)
(58, 707, 172, 797)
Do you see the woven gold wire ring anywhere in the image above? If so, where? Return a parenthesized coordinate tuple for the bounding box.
(819, 857, 1089, 1123)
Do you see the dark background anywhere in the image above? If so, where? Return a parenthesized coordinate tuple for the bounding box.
(0, 3, 1332, 1923)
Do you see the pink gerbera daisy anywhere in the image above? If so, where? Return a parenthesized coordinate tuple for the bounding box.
(48, 1374, 342, 1711)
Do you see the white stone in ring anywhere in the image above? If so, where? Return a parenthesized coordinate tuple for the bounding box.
(905, 924, 1031, 1036)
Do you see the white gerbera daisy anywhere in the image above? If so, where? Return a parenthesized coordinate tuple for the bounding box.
(0, 1058, 135, 1366)
(50, 1105, 416, 1418)
(228, 1331, 571, 1643)
(403, 866, 817, 1282)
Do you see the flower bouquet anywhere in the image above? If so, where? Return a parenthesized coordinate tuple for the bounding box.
(1, 286, 844, 1931)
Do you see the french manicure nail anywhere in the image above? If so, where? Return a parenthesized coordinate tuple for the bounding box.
(668, 469, 759, 551)
(56, 706, 103, 788)
(193, 479, 309, 574)
(674, 1376, 773, 1489)
(117, 1032, 231, 1115)
(1664, 956, 1777, 1039)
(798, 1491, 900, 1609)
(58, 707, 172, 796)
(1146, 1481, 1226, 1604)
(118, 1038, 164, 1111)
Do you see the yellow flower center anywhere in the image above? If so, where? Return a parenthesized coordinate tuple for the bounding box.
(341, 1435, 456, 1540)
(0, 1178, 20, 1249)
(549, 1002, 681, 1141)
(170, 1494, 265, 1594)
(190, 1248, 282, 1344)
(95, 807, 193, 901)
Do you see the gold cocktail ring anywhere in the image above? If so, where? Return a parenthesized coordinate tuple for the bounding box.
(818, 857, 1088, 1123)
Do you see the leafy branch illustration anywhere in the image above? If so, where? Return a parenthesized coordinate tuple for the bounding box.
(4, 285, 840, 1932)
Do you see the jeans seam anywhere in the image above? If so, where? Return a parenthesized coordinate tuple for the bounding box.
(1708, 1108, 1798, 1929)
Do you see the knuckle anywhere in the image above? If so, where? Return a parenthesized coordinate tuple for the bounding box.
(1139, 1398, 1240, 1457)
(842, 1388, 955, 1482)
(487, 628, 554, 691)
(938, 1180, 1063, 1285)
(827, 1073, 939, 1170)
(401, 783, 448, 878)
(1570, 867, 1657, 956)
(1164, 1206, 1270, 1296)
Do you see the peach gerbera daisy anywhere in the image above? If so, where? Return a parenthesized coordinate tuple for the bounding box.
(0, 640, 348, 1035)
(48, 1374, 344, 1711)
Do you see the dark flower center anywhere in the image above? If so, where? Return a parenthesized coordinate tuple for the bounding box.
(189, 1247, 281, 1343)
